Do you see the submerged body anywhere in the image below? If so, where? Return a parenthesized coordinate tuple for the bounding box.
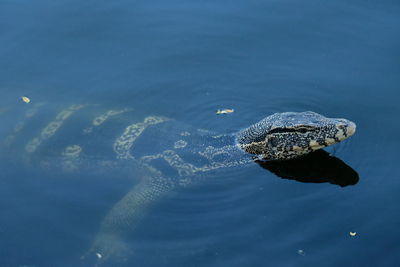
(0, 103, 356, 264)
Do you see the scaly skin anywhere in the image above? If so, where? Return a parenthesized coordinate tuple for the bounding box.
(0, 104, 356, 265)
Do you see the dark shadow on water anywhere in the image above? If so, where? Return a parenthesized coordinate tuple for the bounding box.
(255, 150, 359, 187)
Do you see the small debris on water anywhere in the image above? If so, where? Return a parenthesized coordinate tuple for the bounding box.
(216, 108, 234, 115)
(96, 253, 102, 259)
(21, 96, 31, 103)
(297, 249, 305, 256)
(349, 232, 357, 237)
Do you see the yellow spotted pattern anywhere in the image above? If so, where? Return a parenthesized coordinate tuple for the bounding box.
(61, 145, 83, 172)
(83, 108, 131, 134)
(25, 105, 84, 153)
(140, 145, 253, 186)
(113, 116, 168, 159)
(3, 103, 44, 147)
(173, 140, 187, 149)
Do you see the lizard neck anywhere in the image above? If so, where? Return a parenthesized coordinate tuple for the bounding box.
(131, 123, 254, 177)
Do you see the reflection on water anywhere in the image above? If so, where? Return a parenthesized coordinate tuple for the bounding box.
(1, 0, 399, 266)
(256, 149, 359, 187)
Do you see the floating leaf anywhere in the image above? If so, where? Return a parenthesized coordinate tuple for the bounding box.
(349, 232, 357, 237)
(21, 96, 31, 103)
(216, 108, 234, 115)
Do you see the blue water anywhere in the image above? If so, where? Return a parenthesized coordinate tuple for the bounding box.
(1, 0, 400, 266)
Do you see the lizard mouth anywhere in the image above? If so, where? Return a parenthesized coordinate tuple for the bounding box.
(307, 120, 356, 151)
(347, 121, 356, 137)
(335, 120, 357, 142)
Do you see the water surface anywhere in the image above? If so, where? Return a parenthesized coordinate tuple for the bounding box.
(1, 0, 399, 266)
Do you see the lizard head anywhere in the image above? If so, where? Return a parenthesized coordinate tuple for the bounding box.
(236, 111, 356, 160)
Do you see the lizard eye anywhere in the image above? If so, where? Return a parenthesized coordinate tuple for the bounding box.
(293, 126, 317, 133)
(269, 125, 317, 135)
